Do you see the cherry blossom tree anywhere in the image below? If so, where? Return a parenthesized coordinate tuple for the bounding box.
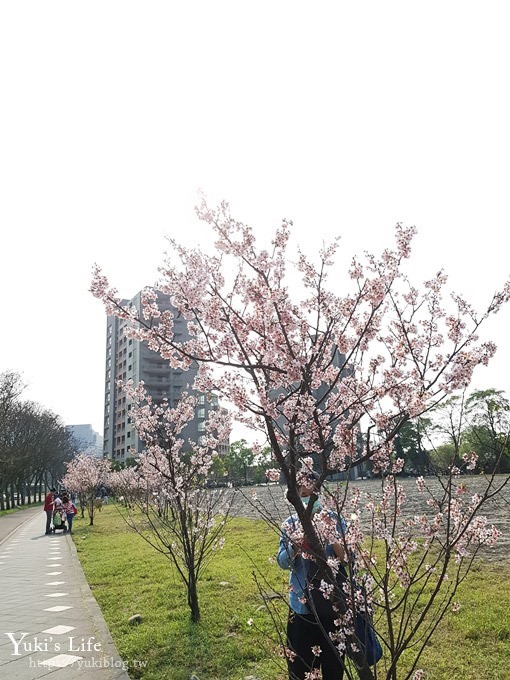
(61, 452, 111, 526)
(91, 199, 510, 678)
(106, 380, 233, 623)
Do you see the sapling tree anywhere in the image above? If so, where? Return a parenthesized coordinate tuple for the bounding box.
(106, 380, 233, 623)
(91, 199, 510, 678)
(61, 452, 111, 525)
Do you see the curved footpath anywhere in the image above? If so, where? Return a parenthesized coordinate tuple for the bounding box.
(0, 507, 130, 679)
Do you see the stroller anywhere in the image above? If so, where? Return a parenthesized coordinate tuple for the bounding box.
(51, 508, 68, 534)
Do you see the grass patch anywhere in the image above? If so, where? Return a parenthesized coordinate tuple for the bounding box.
(73, 505, 288, 679)
(0, 502, 37, 517)
(73, 504, 510, 679)
(412, 560, 510, 679)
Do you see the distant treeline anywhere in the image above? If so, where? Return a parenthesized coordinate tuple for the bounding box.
(0, 371, 75, 510)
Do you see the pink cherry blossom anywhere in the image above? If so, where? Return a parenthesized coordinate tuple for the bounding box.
(91, 199, 510, 679)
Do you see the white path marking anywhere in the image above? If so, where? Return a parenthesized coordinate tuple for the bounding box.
(44, 605, 72, 612)
(45, 592, 69, 598)
(39, 653, 83, 667)
(42, 625, 76, 635)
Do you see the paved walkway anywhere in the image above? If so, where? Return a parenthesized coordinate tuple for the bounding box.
(0, 507, 130, 680)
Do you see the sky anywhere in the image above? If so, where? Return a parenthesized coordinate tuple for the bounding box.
(1, 1, 509, 439)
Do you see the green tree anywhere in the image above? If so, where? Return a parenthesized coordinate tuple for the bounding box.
(428, 442, 457, 473)
(393, 418, 432, 475)
(426, 396, 467, 472)
(464, 389, 510, 473)
(0, 370, 74, 509)
(223, 439, 255, 485)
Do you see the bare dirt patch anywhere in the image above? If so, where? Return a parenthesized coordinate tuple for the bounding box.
(228, 475, 510, 562)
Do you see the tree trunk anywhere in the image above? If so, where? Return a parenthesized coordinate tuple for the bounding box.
(351, 656, 375, 680)
(187, 574, 201, 623)
(286, 488, 376, 680)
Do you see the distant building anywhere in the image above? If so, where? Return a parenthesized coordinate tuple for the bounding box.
(66, 424, 103, 458)
(103, 290, 229, 463)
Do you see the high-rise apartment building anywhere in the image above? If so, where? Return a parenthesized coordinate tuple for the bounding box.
(66, 424, 103, 457)
(103, 290, 227, 463)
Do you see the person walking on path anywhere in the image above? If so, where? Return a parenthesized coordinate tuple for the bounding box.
(43, 487, 56, 535)
(61, 494, 77, 533)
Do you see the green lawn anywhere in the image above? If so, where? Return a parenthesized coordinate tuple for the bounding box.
(0, 502, 36, 517)
(72, 504, 510, 680)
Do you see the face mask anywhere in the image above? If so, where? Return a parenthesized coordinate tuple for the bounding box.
(302, 496, 321, 514)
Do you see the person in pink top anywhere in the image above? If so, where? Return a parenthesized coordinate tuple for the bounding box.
(61, 494, 77, 533)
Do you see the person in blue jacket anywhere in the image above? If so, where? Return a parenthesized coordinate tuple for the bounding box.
(277, 478, 347, 680)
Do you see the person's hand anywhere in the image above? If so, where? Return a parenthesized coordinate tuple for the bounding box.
(333, 542, 345, 562)
(291, 540, 303, 557)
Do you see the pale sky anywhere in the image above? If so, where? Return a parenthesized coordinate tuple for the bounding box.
(1, 1, 509, 438)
